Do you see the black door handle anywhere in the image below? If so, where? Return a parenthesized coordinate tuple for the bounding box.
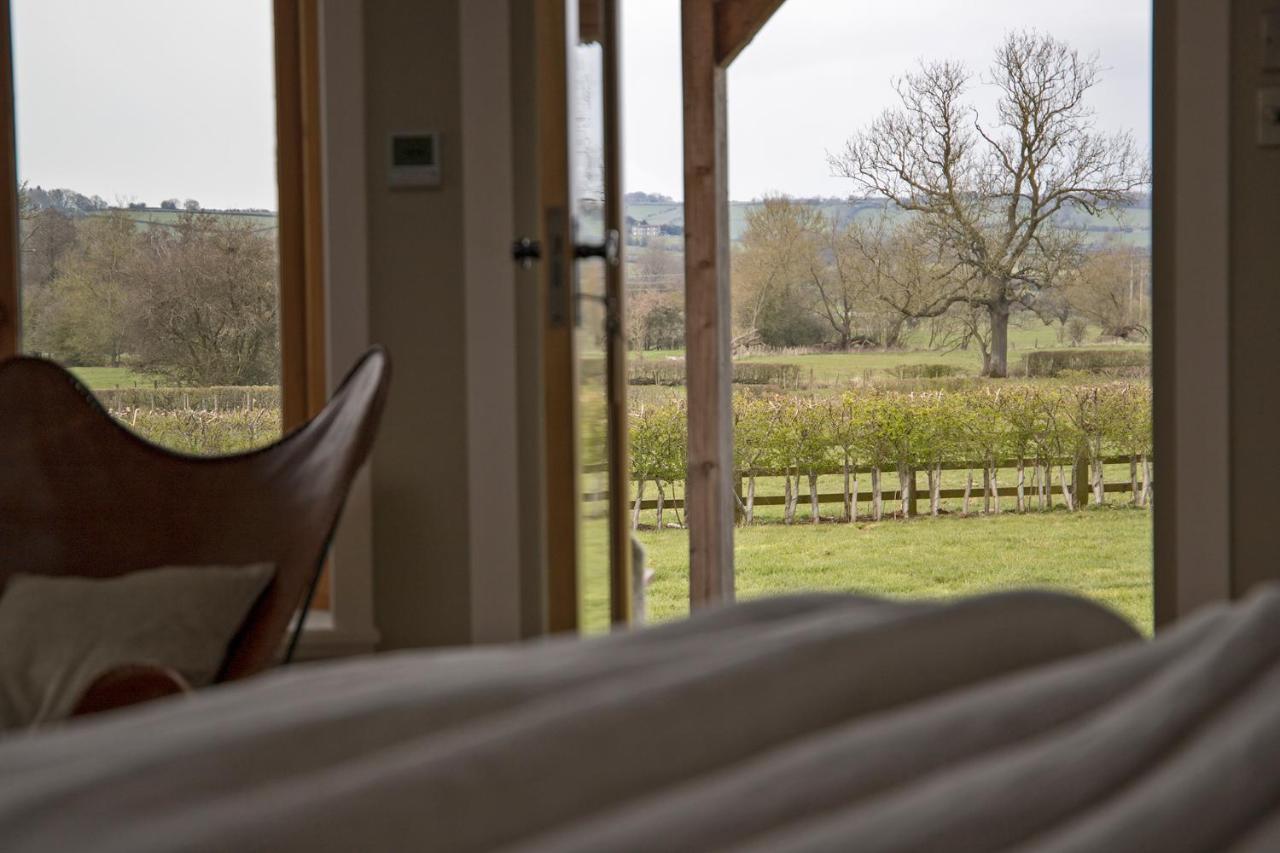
(511, 237, 542, 269)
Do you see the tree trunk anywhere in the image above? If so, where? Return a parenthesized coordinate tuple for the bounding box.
(1130, 456, 1139, 506)
(1142, 454, 1153, 506)
(632, 478, 645, 530)
(983, 467, 992, 514)
(1058, 465, 1075, 511)
(929, 464, 941, 516)
(842, 454, 852, 522)
(809, 471, 820, 524)
(963, 469, 973, 516)
(1093, 450, 1105, 506)
(783, 472, 794, 525)
(898, 464, 911, 518)
(985, 298, 1011, 378)
(746, 475, 756, 524)
(990, 465, 1001, 514)
(872, 467, 883, 521)
(1045, 463, 1054, 509)
(655, 482, 666, 529)
(1016, 459, 1026, 512)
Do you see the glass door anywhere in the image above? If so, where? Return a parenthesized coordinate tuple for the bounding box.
(533, 0, 629, 632)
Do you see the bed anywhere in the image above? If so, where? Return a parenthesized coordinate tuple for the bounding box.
(1, 586, 1278, 852)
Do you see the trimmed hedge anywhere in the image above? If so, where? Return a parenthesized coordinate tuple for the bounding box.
(1021, 349, 1150, 378)
(887, 363, 968, 380)
(632, 383, 1153, 483)
(628, 360, 803, 389)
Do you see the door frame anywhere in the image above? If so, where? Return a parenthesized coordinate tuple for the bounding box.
(536, 0, 631, 632)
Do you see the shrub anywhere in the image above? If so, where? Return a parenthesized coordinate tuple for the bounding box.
(887, 363, 968, 380)
(628, 360, 803, 388)
(732, 362, 803, 387)
(95, 385, 281, 412)
(1022, 349, 1150, 378)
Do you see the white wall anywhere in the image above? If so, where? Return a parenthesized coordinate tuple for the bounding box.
(300, 0, 528, 654)
(461, 0, 523, 643)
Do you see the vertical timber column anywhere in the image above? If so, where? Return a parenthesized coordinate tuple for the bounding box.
(682, 0, 735, 608)
(0, 0, 19, 360)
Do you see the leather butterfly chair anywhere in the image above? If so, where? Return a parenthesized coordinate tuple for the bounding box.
(0, 347, 390, 711)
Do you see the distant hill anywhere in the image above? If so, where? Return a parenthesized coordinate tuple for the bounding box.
(95, 207, 278, 232)
(625, 197, 1152, 249)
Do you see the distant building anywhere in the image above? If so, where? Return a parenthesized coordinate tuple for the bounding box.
(628, 219, 662, 241)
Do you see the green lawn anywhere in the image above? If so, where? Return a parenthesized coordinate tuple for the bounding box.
(636, 507, 1153, 634)
(633, 322, 1148, 384)
(70, 366, 161, 390)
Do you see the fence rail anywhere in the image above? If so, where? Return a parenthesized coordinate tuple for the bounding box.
(592, 454, 1153, 516)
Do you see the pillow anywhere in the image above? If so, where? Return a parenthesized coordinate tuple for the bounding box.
(0, 564, 275, 730)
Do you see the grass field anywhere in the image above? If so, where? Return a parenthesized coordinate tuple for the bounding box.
(70, 366, 161, 390)
(636, 507, 1153, 634)
(632, 322, 1148, 384)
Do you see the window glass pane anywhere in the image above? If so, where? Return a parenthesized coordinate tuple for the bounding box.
(12, 0, 281, 454)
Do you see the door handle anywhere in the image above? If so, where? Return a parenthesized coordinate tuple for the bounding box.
(574, 229, 620, 266)
(511, 237, 542, 269)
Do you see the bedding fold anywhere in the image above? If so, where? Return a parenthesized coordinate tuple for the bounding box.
(0, 587, 1274, 853)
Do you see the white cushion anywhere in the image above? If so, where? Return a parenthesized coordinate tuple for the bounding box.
(0, 564, 274, 730)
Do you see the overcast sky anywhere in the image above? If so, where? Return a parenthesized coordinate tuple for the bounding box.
(10, 0, 1150, 210)
(12, 0, 277, 210)
(623, 0, 1152, 201)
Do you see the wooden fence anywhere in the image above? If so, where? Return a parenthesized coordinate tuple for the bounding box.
(614, 454, 1152, 518)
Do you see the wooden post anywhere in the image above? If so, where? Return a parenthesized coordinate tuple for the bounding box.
(681, 0, 786, 610)
(1074, 448, 1091, 509)
(682, 0, 734, 608)
(0, 0, 20, 360)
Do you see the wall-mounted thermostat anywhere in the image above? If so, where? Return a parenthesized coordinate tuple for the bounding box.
(389, 132, 441, 189)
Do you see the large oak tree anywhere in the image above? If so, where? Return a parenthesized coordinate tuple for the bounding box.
(831, 31, 1149, 376)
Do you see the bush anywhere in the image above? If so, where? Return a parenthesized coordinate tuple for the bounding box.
(1022, 349, 1150, 378)
(633, 383, 1153, 483)
(111, 407, 281, 454)
(887, 363, 968, 380)
(628, 361, 686, 387)
(95, 385, 282, 412)
(732, 362, 803, 387)
(628, 360, 803, 388)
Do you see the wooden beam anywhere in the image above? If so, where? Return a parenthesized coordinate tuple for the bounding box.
(0, 0, 19, 360)
(275, 0, 309, 431)
(682, 0, 735, 609)
(536, 0, 581, 633)
(714, 0, 786, 66)
(601, 0, 634, 626)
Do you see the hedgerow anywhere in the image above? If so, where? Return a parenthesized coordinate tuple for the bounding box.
(631, 383, 1152, 527)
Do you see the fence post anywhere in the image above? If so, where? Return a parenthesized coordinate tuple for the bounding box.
(1074, 446, 1091, 508)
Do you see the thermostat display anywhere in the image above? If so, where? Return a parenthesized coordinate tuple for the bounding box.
(389, 132, 441, 188)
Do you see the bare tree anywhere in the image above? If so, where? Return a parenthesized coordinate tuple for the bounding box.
(731, 196, 825, 351)
(830, 31, 1149, 376)
(1065, 238, 1150, 340)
